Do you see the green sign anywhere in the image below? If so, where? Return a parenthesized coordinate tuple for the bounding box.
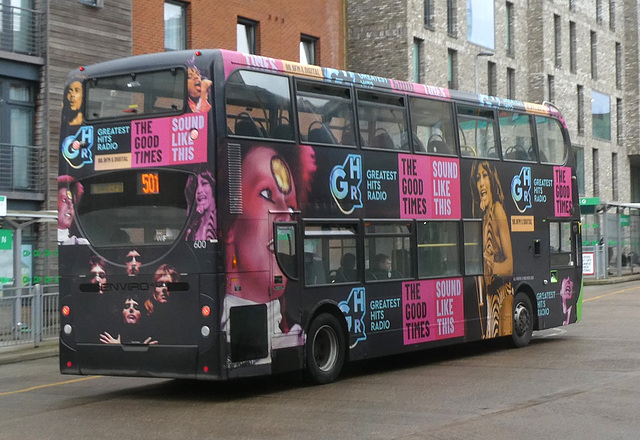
(621, 214, 630, 227)
(579, 197, 600, 206)
(0, 229, 12, 250)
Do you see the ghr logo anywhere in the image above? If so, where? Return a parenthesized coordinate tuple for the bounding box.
(62, 126, 94, 169)
(511, 166, 532, 213)
(330, 154, 363, 214)
(339, 287, 366, 348)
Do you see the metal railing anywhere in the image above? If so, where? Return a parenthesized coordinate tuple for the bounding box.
(0, 143, 44, 193)
(0, 285, 58, 348)
(0, 3, 45, 57)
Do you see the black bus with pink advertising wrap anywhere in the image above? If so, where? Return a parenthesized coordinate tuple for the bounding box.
(59, 50, 582, 384)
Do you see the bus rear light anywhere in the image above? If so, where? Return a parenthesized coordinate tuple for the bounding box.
(201, 326, 210, 337)
(62, 305, 70, 316)
(63, 324, 72, 335)
(232, 255, 237, 268)
(201, 305, 211, 317)
(66, 361, 73, 368)
(203, 365, 209, 373)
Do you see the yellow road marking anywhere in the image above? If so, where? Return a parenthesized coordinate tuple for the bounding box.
(0, 375, 102, 397)
(584, 285, 640, 302)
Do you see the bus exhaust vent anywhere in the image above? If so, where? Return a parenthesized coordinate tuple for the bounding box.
(228, 143, 243, 214)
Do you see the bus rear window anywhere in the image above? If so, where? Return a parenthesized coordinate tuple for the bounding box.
(86, 69, 185, 120)
(76, 170, 190, 247)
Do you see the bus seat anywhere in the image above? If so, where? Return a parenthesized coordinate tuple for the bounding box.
(272, 123, 294, 140)
(427, 139, 450, 154)
(235, 118, 263, 137)
(304, 253, 326, 285)
(372, 131, 394, 149)
(308, 124, 335, 144)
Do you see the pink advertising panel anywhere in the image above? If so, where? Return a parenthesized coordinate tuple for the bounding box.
(130, 113, 208, 169)
(402, 278, 465, 345)
(553, 166, 572, 217)
(398, 154, 461, 219)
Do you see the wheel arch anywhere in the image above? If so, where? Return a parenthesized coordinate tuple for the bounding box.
(305, 301, 350, 362)
(514, 282, 538, 331)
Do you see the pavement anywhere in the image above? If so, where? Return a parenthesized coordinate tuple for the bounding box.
(0, 274, 638, 367)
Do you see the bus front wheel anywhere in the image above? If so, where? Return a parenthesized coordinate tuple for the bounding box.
(306, 313, 345, 384)
(510, 291, 533, 348)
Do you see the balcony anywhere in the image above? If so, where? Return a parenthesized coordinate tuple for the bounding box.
(0, 143, 45, 200)
(0, 3, 45, 61)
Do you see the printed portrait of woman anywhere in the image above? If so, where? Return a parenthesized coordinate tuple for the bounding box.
(470, 161, 514, 339)
(186, 59, 212, 113)
(220, 144, 317, 352)
(62, 80, 84, 127)
(184, 170, 217, 241)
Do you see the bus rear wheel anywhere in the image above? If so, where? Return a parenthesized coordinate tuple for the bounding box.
(306, 313, 345, 384)
(510, 291, 533, 348)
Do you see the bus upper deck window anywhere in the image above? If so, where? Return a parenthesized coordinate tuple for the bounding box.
(357, 91, 409, 151)
(86, 69, 185, 120)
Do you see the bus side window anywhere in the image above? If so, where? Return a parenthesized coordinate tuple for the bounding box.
(550, 221, 574, 267)
(409, 96, 456, 155)
(457, 105, 498, 159)
(357, 90, 409, 151)
(417, 221, 462, 278)
(365, 222, 412, 281)
(225, 69, 293, 141)
(296, 80, 355, 146)
(536, 116, 566, 164)
(304, 224, 358, 286)
(499, 111, 536, 162)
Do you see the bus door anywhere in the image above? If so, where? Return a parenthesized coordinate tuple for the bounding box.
(546, 219, 581, 326)
(271, 216, 304, 349)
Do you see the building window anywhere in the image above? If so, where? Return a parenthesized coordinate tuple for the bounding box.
(610, 0, 616, 30)
(616, 98, 622, 144)
(300, 34, 317, 65)
(612, 152, 618, 201)
(447, 0, 457, 37)
(573, 145, 585, 196)
(596, 0, 603, 23)
(554, 14, 561, 68)
(548, 75, 555, 102)
(506, 2, 514, 57)
(569, 21, 577, 73)
(467, 0, 494, 49)
(506, 67, 515, 99)
(0, 79, 35, 191)
(447, 49, 458, 90)
(237, 18, 257, 54)
(164, 1, 186, 51)
(0, 0, 36, 54)
(590, 31, 597, 80)
(487, 61, 496, 96)
(424, 0, 433, 28)
(592, 148, 599, 197)
(413, 38, 423, 83)
(577, 85, 584, 135)
(615, 42, 622, 89)
(592, 91, 610, 141)
(569, 0, 575, 11)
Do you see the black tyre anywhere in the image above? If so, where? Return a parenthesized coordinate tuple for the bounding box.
(510, 291, 533, 348)
(306, 313, 346, 384)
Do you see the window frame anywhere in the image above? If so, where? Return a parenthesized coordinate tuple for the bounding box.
(164, 1, 187, 51)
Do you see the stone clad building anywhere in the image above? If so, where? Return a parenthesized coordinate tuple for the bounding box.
(348, 0, 640, 204)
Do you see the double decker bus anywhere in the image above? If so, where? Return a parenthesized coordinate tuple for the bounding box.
(59, 49, 582, 384)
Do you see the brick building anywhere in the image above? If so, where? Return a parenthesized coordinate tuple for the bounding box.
(347, 0, 640, 204)
(132, 0, 346, 69)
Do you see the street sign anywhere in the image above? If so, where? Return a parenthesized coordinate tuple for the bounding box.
(0, 229, 12, 250)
